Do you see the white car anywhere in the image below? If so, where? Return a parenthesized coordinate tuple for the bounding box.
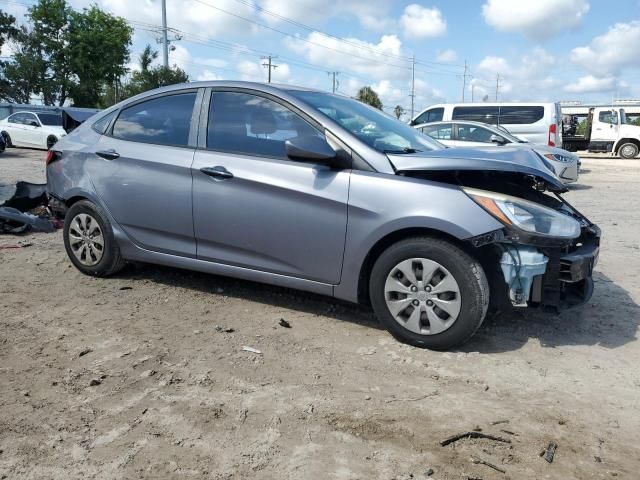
(0, 111, 67, 150)
(416, 120, 580, 184)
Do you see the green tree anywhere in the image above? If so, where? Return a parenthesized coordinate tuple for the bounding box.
(393, 104, 404, 119)
(0, 9, 22, 101)
(2, 0, 131, 107)
(356, 86, 383, 110)
(67, 5, 132, 107)
(576, 119, 588, 136)
(122, 45, 189, 99)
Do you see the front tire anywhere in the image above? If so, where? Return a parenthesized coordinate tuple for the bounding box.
(46, 135, 58, 150)
(1, 131, 12, 148)
(63, 200, 126, 277)
(619, 142, 639, 159)
(369, 236, 489, 350)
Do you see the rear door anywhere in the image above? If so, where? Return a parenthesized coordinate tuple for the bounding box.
(87, 90, 199, 257)
(419, 123, 455, 146)
(5, 113, 30, 146)
(191, 89, 350, 284)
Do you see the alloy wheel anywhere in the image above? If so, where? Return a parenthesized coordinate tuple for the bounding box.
(68, 213, 104, 266)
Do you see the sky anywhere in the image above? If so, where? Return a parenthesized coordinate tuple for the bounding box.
(2, 0, 640, 117)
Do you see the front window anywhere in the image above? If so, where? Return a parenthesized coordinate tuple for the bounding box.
(457, 124, 495, 143)
(37, 113, 62, 126)
(288, 90, 443, 154)
(620, 109, 627, 124)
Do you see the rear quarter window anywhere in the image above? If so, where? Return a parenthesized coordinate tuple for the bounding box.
(499, 106, 544, 125)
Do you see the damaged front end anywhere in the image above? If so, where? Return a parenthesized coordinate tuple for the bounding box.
(390, 148, 600, 311)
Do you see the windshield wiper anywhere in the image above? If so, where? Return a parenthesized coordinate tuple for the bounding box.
(382, 147, 423, 154)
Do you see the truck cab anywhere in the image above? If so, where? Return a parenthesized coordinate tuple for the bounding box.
(563, 107, 640, 159)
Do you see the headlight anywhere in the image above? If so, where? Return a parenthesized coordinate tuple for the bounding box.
(544, 153, 574, 163)
(464, 187, 581, 239)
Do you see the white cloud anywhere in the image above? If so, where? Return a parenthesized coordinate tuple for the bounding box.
(436, 49, 458, 63)
(400, 4, 447, 38)
(169, 44, 192, 71)
(69, 0, 257, 39)
(196, 70, 223, 81)
(571, 21, 640, 74)
(564, 75, 616, 93)
(260, 0, 394, 32)
(285, 32, 410, 80)
(482, 0, 590, 39)
(474, 48, 562, 100)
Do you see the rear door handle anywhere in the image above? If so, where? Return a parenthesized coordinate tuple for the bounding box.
(200, 166, 233, 179)
(95, 149, 120, 160)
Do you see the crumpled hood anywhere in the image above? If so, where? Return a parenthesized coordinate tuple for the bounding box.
(388, 146, 567, 192)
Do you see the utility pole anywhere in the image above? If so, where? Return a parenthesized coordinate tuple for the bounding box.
(461, 60, 469, 102)
(161, 0, 169, 68)
(328, 71, 339, 93)
(262, 55, 278, 83)
(410, 54, 416, 119)
(471, 83, 475, 102)
(495, 73, 501, 102)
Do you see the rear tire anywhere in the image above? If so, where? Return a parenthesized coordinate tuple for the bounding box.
(369, 236, 489, 350)
(63, 200, 126, 277)
(619, 142, 639, 159)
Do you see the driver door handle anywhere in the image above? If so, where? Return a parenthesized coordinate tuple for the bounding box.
(95, 149, 120, 160)
(200, 166, 234, 179)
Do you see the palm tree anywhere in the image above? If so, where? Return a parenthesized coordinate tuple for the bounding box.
(356, 86, 383, 110)
(393, 105, 405, 119)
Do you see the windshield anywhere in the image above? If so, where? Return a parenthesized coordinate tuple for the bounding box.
(287, 90, 443, 153)
(37, 113, 62, 126)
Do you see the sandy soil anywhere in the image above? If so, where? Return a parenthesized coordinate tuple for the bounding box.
(1, 148, 639, 480)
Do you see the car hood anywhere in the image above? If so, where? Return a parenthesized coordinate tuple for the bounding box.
(388, 146, 567, 192)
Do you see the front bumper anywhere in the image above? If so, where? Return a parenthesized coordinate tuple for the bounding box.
(531, 225, 600, 309)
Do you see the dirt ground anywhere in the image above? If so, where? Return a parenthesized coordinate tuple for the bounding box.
(1, 148, 639, 480)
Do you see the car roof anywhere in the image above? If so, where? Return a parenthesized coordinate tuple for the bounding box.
(414, 120, 498, 129)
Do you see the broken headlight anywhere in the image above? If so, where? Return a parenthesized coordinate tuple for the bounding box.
(464, 187, 581, 239)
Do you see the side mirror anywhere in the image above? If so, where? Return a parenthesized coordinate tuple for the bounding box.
(28, 120, 40, 127)
(490, 134, 506, 145)
(285, 136, 338, 163)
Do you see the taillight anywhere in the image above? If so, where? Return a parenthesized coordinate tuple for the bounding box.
(548, 123, 557, 147)
(45, 150, 60, 165)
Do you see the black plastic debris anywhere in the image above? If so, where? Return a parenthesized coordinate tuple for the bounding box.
(0, 182, 55, 234)
(0, 207, 55, 233)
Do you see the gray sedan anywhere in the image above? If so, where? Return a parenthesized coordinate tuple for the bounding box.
(415, 120, 580, 183)
(47, 81, 599, 350)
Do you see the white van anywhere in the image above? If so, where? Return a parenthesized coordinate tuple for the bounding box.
(411, 102, 563, 147)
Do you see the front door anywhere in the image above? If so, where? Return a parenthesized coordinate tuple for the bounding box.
(192, 90, 349, 284)
(591, 109, 620, 143)
(86, 91, 198, 257)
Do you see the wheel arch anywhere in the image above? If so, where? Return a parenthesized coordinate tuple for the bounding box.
(614, 138, 640, 154)
(356, 226, 482, 305)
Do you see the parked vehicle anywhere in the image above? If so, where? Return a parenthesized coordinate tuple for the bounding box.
(416, 120, 579, 183)
(0, 131, 5, 153)
(562, 107, 640, 158)
(0, 111, 66, 150)
(411, 102, 563, 147)
(46, 82, 600, 350)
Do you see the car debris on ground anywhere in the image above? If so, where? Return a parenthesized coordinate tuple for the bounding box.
(0, 181, 59, 234)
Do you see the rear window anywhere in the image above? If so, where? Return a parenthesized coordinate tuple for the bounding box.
(499, 106, 544, 125)
(38, 113, 63, 126)
(452, 106, 499, 124)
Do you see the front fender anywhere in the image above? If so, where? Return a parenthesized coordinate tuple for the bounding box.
(334, 171, 502, 303)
